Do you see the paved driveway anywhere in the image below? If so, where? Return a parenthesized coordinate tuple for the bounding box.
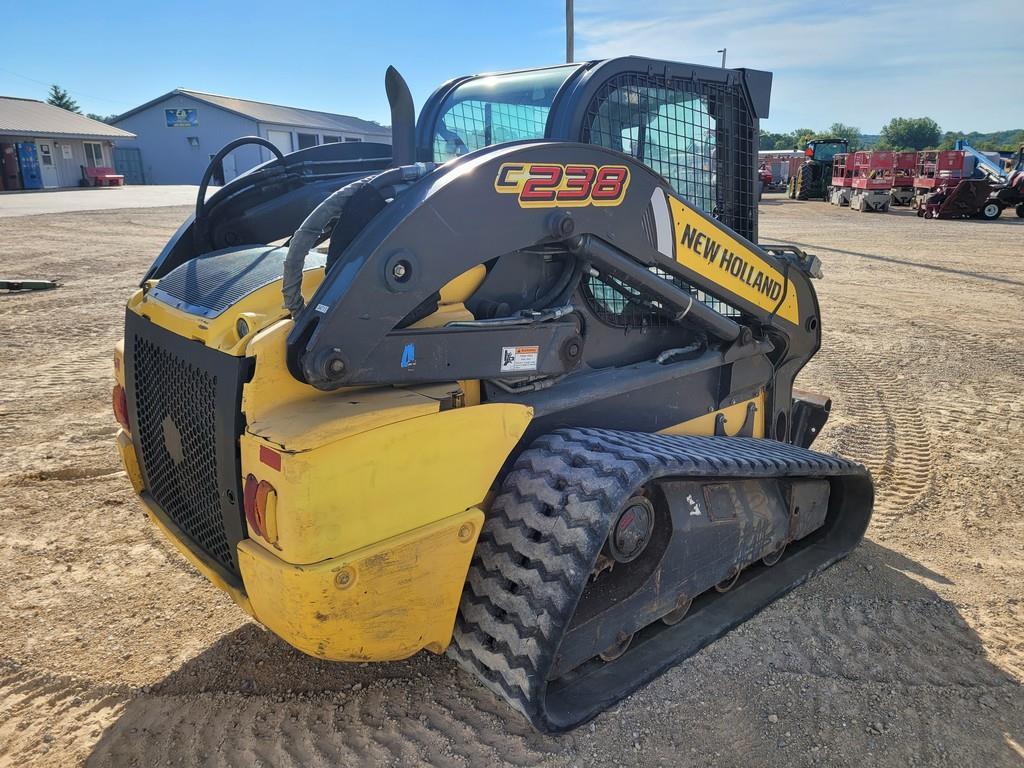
(0, 185, 217, 218)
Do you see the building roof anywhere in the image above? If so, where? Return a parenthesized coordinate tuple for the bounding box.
(114, 88, 391, 138)
(0, 97, 135, 140)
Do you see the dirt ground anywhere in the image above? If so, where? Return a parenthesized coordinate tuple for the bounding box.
(1, 195, 1022, 767)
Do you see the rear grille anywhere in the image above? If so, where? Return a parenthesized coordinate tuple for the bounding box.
(125, 311, 249, 579)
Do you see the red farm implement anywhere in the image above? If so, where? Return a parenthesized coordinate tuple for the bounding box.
(849, 150, 895, 212)
(913, 149, 1007, 220)
(912, 150, 969, 209)
(828, 153, 854, 206)
(891, 151, 917, 206)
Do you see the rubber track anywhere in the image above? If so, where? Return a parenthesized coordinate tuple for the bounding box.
(448, 428, 872, 732)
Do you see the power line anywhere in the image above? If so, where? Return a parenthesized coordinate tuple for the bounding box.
(0, 65, 135, 106)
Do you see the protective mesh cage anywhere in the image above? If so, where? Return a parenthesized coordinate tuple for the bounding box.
(583, 274, 673, 329)
(582, 268, 742, 330)
(434, 102, 550, 161)
(581, 71, 757, 241)
(131, 335, 235, 573)
(649, 267, 742, 319)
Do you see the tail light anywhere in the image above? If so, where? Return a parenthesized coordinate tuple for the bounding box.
(112, 384, 130, 432)
(805, 148, 814, 157)
(243, 473, 278, 544)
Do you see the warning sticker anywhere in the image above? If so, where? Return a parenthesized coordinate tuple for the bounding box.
(500, 346, 539, 373)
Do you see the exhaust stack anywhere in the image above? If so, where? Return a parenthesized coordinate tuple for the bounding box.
(385, 66, 416, 167)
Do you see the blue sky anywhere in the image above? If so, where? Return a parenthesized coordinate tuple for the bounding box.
(1, 1, 1020, 134)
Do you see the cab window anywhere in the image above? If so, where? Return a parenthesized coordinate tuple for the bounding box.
(432, 66, 577, 161)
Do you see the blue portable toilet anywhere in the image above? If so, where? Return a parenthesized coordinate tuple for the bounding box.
(15, 142, 43, 189)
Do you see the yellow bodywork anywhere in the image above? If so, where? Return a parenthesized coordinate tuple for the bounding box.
(118, 264, 534, 661)
(117, 251, 763, 662)
(660, 392, 766, 438)
(237, 508, 482, 659)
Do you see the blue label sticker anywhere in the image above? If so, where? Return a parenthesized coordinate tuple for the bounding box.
(401, 343, 416, 369)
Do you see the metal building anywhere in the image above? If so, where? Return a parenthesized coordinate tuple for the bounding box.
(111, 89, 391, 185)
(0, 97, 135, 190)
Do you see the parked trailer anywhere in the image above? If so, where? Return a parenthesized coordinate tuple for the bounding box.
(849, 151, 895, 212)
(891, 151, 917, 206)
(758, 150, 802, 190)
(828, 153, 854, 206)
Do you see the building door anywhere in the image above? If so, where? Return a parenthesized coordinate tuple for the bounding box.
(221, 153, 237, 183)
(37, 141, 60, 187)
(15, 142, 43, 189)
(0, 143, 20, 190)
(114, 147, 145, 185)
(266, 130, 292, 156)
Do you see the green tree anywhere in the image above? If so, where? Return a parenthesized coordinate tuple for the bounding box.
(825, 122, 862, 151)
(879, 117, 941, 150)
(759, 131, 792, 151)
(791, 128, 817, 149)
(86, 113, 117, 124)
(772, 135, 795, 150)
(46, 84, 80, 113)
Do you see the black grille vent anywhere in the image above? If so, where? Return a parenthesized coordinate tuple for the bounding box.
(126, 312, 249, 579)
(132, 336, 234, 571)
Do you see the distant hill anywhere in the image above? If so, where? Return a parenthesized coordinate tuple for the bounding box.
(860, 130, 1019, 151)
(939, 129, 1024, 150)
(762, 128, 1023, 152)
(856, 130, 1022, 151)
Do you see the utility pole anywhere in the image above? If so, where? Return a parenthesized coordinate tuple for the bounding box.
(717, 48, 727, 68)
(566, 0, 574, 63)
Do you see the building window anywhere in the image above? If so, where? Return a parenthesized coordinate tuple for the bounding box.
(297, 133, 318, 149)
(322, 135, 340, 143)
(344, 137, 362, 143)
(84, 142, 104, 167)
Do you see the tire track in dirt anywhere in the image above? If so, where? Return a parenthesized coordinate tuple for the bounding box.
(817, 345, 934, 535)
(754, 597, 1014, 688)
(82, 682, 563, 768)
(0, 661, 564, 768)
(0, 666, 129, 767)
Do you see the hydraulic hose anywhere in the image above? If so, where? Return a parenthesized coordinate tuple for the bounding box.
(281, 162, 435, 317)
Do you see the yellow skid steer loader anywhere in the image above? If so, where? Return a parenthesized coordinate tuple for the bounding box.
(113, 58, 873, 732)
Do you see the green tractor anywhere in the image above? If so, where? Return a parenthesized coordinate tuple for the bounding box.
(787, 138, 849, 200)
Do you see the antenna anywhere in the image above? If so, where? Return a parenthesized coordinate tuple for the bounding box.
(566, 0, 574, 63)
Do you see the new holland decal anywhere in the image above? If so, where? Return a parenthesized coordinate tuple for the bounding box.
(667, 197, 800, 324)
(494, 162, 629, 208)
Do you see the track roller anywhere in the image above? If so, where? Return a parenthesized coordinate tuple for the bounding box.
(449, 428, 873, 732)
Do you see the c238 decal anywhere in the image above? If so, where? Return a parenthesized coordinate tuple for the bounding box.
(494, 162, 630, 208)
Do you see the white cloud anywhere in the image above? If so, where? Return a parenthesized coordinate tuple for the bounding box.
(575, 0, 1024, 133)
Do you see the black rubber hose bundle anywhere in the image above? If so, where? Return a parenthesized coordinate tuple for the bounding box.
(281, 163, 434, 317)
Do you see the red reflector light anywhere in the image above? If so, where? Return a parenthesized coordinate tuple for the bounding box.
(243, 473, 278, 542)
(259, 445, 281, 471)
(112, 384, 130, 432)
(243, 473, 262, 537)
(805, 148, 814, 157)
